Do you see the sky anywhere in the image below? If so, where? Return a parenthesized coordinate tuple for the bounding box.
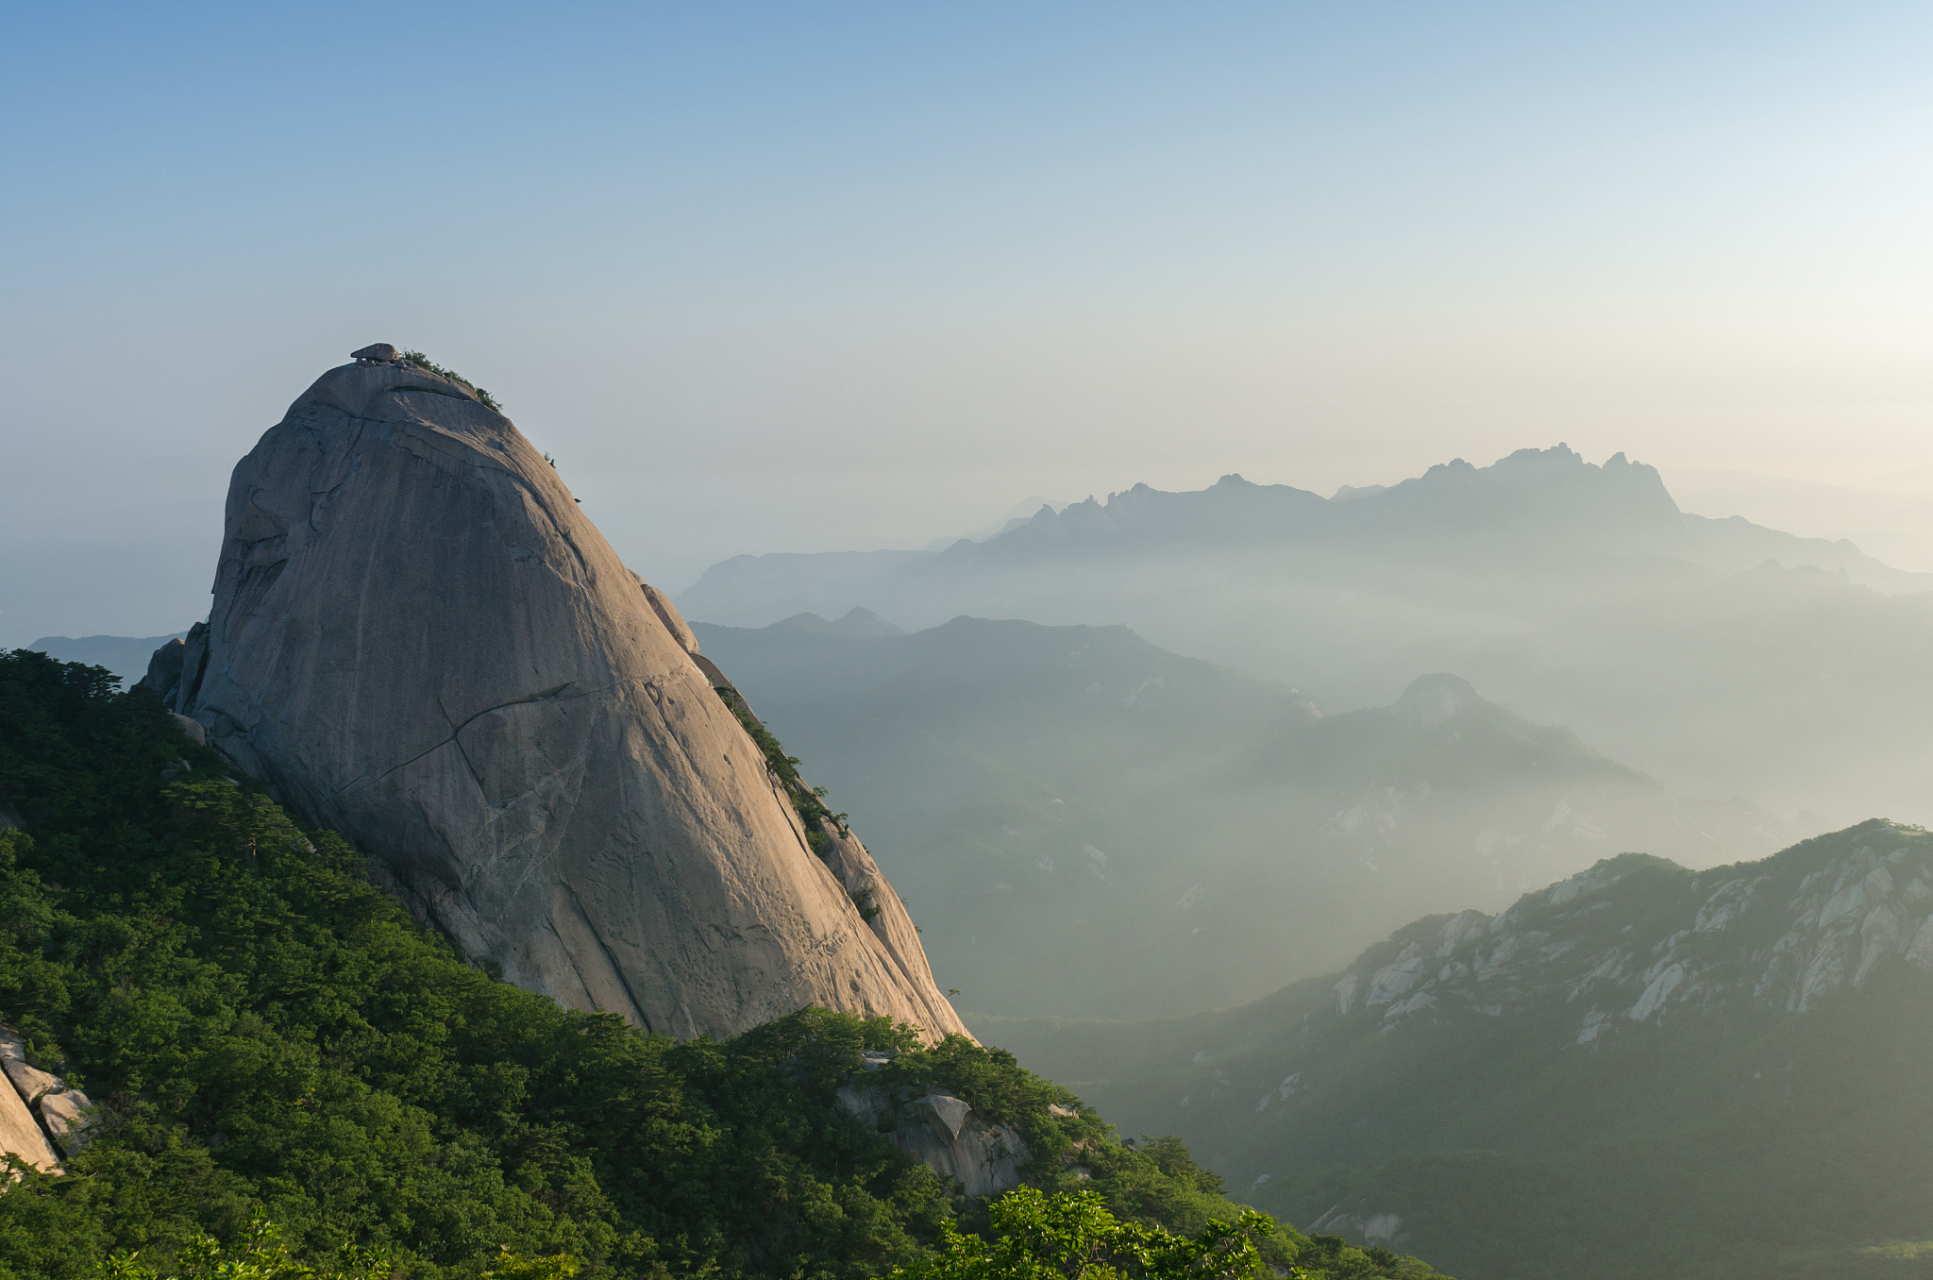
(3, 1, 1932, 644)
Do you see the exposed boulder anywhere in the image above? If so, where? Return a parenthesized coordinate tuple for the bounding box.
(167, 356, 967, 1041)
(140, 622, 210, 713)
(137, 635, 186, 699)
(0, 1026, 104, 1159)
(0, 1046, 60, 1103)
(36, 1088, 99, 1157)
(0, 1027, 65, 1174)
(351, 343, 400, 363)
(0, 1077, 59, 1176)
(836, 1081, 1027, 1197)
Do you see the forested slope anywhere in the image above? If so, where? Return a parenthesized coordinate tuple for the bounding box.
(0, 651, 1444, 1279)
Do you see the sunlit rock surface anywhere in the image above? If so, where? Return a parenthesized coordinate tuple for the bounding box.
(0, 1027, 64, 1173)
(163, 355, 966, 1041)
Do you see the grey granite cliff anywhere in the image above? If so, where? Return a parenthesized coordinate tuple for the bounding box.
(153, 353, 967, 1041)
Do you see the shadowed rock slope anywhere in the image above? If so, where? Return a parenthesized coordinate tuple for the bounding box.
(149, 351, 965, 1041)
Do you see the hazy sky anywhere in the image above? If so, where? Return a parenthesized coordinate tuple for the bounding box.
(4, 1, 1931, 644)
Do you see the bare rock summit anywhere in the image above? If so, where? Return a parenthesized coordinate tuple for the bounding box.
(160, 356, 968, 1040)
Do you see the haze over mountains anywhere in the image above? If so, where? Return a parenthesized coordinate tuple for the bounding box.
(1665, 468, 1933, 576)
(979, 821, 1933, 1279)
(679, 447, 1933, 831)
(695, 613, 1792, 1017)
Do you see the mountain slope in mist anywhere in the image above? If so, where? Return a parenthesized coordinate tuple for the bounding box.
(693, 614, 1792, 1018)
(677, 447, 1933, 830)
(979, 820, 1933, 1280)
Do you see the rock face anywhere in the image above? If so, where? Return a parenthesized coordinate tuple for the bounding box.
(164, 356, 968, 1041)
(836, 1078, 1027, 1197)
(0, 1055, 60, 1174)
(1324, 819, 1933, 1034)
(0, 1026, 86, 1172)
(0, 1080, 59, 1175)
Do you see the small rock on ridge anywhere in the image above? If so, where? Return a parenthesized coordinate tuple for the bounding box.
(350, 343, 399, 363)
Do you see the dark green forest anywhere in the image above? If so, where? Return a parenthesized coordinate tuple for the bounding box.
(0, 651, 1444, 1279)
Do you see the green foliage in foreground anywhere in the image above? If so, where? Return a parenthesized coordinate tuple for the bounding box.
(101, 1212, 403, 1280)
(0, 650, 1442, 1280)
(890, 1187, 1275, 1280)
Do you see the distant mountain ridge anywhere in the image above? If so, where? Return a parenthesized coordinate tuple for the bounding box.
(28, 633, 185, 685)
(684, 447, 1929, 626)
(960, 447, 1681, 560)
(678, 446, 1933, 830)
(692, 614, 1792, 1017)
(979, 819, 1933, 1280)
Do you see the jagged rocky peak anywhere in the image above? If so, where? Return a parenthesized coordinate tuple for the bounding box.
(150, 348, 967, 1041)
(1368, 444, 1681, 532)
(1330, 820, 1933, 1037)
(959, 444, 1679, 558)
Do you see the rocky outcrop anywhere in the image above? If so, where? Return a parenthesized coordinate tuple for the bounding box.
(35, 1088, 98, 1156)
(1323, 819, 1933, 1037)
(138, 634, 187, 700)
(0, 1025, 99, 1172)
(0, 1066, 59, 1175)
(162, 352, 967, 1041)
(836, 1074, 1027, 1196)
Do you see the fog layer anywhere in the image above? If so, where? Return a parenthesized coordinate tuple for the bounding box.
(681, 447, 1933, 832)
(697, 612, 1792, 1017)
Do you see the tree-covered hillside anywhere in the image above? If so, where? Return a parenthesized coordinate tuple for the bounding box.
(983, 823, 1933, 1279)
(0, 650, 1446, 1280)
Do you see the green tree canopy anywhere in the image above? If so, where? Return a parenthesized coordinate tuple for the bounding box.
(892, 1188, 1280, 1280)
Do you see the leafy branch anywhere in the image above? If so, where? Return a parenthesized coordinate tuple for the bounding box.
(399, 348, 502, 411)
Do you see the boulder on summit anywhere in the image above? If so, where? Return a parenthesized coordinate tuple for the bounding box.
(158, 353, 967, 1041)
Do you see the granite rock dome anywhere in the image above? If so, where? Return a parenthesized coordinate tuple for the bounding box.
(158, 354, 967, 1040)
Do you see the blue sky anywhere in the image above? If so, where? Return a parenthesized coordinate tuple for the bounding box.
(3, 2, 1930, 641)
